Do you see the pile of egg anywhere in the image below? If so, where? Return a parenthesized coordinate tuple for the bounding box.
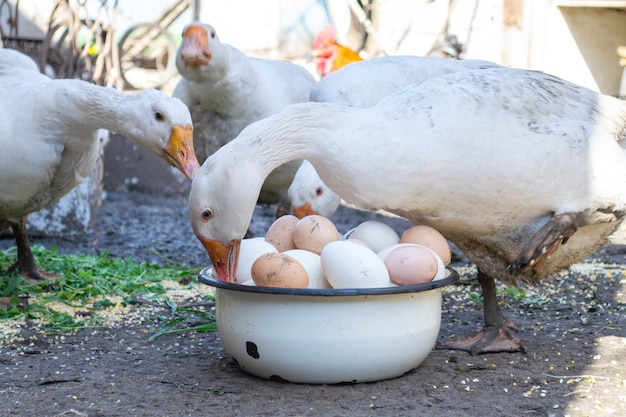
(236, 215, 451, 289)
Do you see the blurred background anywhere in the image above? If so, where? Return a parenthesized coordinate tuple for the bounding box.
(2, 0, 626, 235)
(4, 0, 626, 93)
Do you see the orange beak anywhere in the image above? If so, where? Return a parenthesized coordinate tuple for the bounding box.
(180, 24, 211, 68)
(198, 236, 241, 283)
(163, 124, 200, 180)
(292, 202, 318, 219)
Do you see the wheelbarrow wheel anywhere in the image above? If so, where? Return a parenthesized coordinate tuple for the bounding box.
(118, 22, 177, 90)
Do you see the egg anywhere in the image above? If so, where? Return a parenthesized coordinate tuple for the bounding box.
(284, 249, 330, 289)
(379, 244, 438, 285)
(321, 240, 390, 289)
(293, 215, 340, 254)
(265, 215, 298, 252)
(251, 252, 309, 288)
(236, 237, 278, 284)
(345, 238, 370, 249)
(344, 221, 399, 253)
(400, 225, 451, 265)
(379, 243, 446, 283)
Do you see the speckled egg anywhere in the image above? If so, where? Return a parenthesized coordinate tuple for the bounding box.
(251, 252, 309, 288)
(265, 215, 298, 252)
(293, 215, 340, 254)
(236, 237, 278, 284)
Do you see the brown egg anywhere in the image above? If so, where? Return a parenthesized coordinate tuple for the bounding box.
(382, 244, 438, 285)
(251, 253, 309, 288)
(265, 215, 298, 252)
(400, 225, 451, 265)
(293, 215, 340, 254)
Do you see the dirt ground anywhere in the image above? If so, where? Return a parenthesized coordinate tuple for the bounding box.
(0, 191, 625, 417)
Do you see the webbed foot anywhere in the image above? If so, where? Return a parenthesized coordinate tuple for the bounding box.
(0, 296, 29, 310)
(7, 218, 61, 281)
(442, 270, 525, 355)
(7, 261, 60, 281)
(439, 326, 524, 355)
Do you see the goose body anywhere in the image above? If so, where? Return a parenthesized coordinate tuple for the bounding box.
(310, 55, 501, 105)
(0, 47, 40, 71)
(289, 55, 502, 218)
(173, 22, 317, 205)
(0, 49, 199, 279)
(189, 67, 626, 353)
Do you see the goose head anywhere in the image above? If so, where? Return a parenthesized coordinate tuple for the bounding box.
(188, 102, 351, 282)
(176, 22, 228, 82)
(189, 148, 262, 282)
(288, 160, 341, 218)
(123, 89, 200, 180)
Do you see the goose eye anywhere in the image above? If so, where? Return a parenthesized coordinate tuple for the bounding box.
(155, 111, 165, 122)
(201, 209, 213, 222)
(210, 30, 216, 39)
(315, 186, 324, 197)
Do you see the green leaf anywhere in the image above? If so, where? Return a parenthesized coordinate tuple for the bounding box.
(0, 245, 206, 334)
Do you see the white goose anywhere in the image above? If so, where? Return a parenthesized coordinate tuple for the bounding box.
(189, 67, 626, 354)
(288, 55, 501, 219)
(288, 159, 340, 218)
(0, 47, 40, 71)
(173, 22, 317, 208)
(0, 49, 200, 280)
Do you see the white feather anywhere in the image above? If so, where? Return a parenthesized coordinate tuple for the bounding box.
(190, 67, 626, 283)
(0, 50, 194, 226)
(288, 56, 501, 218)
(173, 22, 317, 204)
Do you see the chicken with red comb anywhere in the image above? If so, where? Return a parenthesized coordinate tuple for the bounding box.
(312, 24, 363, 76)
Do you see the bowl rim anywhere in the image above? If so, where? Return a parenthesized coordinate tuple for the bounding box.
(197, 266, 459, 297)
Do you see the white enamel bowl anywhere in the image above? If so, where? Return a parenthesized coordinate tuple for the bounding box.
(198, 267, 459, 384)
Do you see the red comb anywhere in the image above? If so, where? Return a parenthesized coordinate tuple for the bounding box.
(313, 24, 338, 50)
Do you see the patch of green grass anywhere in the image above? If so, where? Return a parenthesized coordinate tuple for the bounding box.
(459, 284, 549, 307)
(0, 245, 215, 336)
(497, 285, 549, 305)
(149, 302, 217, 341)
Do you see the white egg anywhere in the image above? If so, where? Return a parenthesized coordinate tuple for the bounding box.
(345, 238, 371, 249)
(284, 249, 330, 289)
(321, 240, 390, 289)
(378, 243, 446, 282)
(344, 221, 400, 253)
(236, 237, 278, 284)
